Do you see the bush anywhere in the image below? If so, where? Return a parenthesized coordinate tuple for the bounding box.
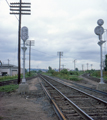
(69, 76, 80, 81)
(69, 71, 79, 75)
(60, 69, 69, 74)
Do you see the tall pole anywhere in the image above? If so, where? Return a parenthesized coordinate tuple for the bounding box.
(29, 41, 31, 76)
(82, 64, 84, 71)
(10, 1, 31, 84)
(91, 64, 93, 70)
(73, 59, 76, 71)
(59, 53, 61, 72)
(98, 39, 105, 84)
(26, 40, 34, 76)
(94, 19, 105, 84)
(18, 0, 22, 84)
(57, 52, 63, 72)
(86, 63, 88, 70)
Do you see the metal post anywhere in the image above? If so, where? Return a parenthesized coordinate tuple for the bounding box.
(59, 53, 61, 72)
(29, 41, 31, 76)
(99, 37, 104, 84)
(94, 19, 105, 84)
(22, 41, 27, 83)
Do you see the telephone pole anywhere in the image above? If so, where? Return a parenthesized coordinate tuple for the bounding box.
(26, 40, 34, 76)
(7, 59, 10, 66)
(73, 59, 76, 71)
(86, 63, 89, 70)
(10, 1, 31, 84)
(57, 52, 63, 72)
(91, 64, 93, 70)
(82, 64, 84, 71)
(61, 64, 66, 69)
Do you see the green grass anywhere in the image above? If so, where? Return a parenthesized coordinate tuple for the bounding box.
(0, 84, 19, 93)
(0, 75, 18, 82)
(0, 116, 3, 120)
(0, 72, 37, 82)
(42, 72, 82, 81)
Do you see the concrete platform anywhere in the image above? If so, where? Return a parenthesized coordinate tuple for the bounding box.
(18, 83, 29, 94)
(97, 83, 107, 92)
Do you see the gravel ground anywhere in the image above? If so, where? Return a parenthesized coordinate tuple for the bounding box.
(0, 77, 58, 120)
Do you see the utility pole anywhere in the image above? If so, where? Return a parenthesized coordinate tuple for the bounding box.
(26, 40, 34, 76)
(10, 1, 31, 84)
(73, 59, 76, 71)
(86, 63, 89, 70)
(61, 64, 66, 69)
(91, 64, 93, 70)
(82, 64, 84, 71)
(57, 52, 63, 72)
(7, 59, 10, 66)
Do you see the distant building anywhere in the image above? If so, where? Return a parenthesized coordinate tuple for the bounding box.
(0, 64, 23, 76)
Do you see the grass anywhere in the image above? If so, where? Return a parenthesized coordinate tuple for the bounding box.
(42, 72, 82, 81)
(0, 116, 3, 120)
(0, 84, 19, 93)
(0, 72, 37, 82)
(0, 75, 18, 82)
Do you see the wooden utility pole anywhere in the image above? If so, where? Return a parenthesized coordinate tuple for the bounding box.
(86, 63, 89, 70)
(10, 1, 31, 84)
(57, 52, 63, 72)
(26, 40, 34, 76)
(73, 59, 76, 71)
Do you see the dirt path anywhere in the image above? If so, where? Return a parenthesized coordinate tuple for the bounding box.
(0, 77, 58, 120)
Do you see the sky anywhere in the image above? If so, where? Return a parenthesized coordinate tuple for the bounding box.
(0, 0, 107, 70)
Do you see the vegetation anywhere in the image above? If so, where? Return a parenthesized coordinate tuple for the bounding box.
(0, 71, 37, 93)
(0, 84, 18, 92)
(43, 67, 83, 81)
(0, 71, 37, 82)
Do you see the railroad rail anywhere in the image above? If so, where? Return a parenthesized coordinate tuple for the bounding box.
(39, 74, 107, 120)
(82, 73, 107, 83)
(47, 75, 107, 101)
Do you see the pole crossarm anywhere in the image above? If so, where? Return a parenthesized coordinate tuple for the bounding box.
(10, 2, 31, 15)
(10, 3, 31, 5)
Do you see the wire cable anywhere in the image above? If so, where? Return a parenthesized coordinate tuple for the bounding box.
(5, 0, 19, 21)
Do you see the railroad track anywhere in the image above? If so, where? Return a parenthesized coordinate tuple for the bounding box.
(47, 75, 107, 102)
(39, 74, 107, 120)
(82, 73, 107, 83)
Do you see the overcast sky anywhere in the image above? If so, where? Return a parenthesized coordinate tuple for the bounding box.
(0, 0, 107, 70)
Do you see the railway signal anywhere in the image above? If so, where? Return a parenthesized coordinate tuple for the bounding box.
(21, 26, 28, 83)
(94, 19, 105, 84)
(10, 0, 31, 84)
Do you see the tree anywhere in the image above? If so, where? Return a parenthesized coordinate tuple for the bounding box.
(48, 66, 52, 71)
(60, 69, 68, 74)
(104, 54, 107, 71)
(75, 68, 78, 71)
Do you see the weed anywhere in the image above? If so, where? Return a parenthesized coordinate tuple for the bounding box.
(0, 84, 18, 93)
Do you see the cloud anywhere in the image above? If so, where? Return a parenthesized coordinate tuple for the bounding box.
(0, 0, 107, 70)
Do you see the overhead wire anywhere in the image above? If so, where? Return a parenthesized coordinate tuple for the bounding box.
(31, 48, 57, 58)
(5, 0, 19, 21)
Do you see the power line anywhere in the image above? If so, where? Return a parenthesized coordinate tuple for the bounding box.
(5, 0, 19, 21)
(31, 48, 57, 57)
